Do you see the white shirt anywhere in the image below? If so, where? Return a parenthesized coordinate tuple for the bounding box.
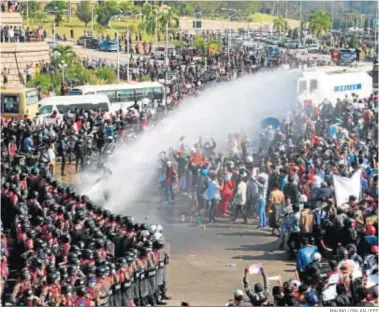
(234, 180, 247, 205)
(48, 148, 56, 165)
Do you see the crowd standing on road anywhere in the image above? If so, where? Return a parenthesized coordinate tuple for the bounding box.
(1, 26, 378, 307)
(161, 91, 378, 306)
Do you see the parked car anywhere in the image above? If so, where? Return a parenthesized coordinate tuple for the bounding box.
(307, 44, 319, 53)
(98, 40, 118, 52)
(77, 36, 93, 46)
(153, 47, 166, 60)
(297, 45, 308, 54)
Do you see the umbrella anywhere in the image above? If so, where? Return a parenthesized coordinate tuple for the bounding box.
(260, 117, 281, 130)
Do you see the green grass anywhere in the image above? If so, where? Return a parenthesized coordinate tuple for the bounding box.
(24, 15, 156, 42)
(251, 13, 300, 27)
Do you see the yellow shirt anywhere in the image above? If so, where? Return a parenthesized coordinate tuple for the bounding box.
(270, 189, 284, 205)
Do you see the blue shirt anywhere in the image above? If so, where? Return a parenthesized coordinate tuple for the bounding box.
(23, 137, 33, 152)
(106, 126, 114, 137)
(361, 177, 368, 194)
(365, 235, 378, 248)
(280, 175, 288, 191)
(204, 180, 220, 201)
(296, 245, 318, 272)
(327, 124, 338, 139)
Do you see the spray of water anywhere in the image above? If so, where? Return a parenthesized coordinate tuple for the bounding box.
(80, 70, 298, 214)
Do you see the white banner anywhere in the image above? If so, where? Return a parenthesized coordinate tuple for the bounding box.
(333, 169, 361, 207)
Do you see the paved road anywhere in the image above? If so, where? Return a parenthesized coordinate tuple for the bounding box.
(124, 186, 294, 306)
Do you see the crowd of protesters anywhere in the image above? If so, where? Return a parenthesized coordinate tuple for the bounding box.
(158, 92, 378, 306)
(158, 88, 378, 305)
(1, 25, 378, 307)
(0, 25, 47, 43)
(1, 0, 20, 13)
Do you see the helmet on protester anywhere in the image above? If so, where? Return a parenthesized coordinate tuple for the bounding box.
(311, 252, 322, 263)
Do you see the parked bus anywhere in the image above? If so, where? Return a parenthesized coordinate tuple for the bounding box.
(35, 95, 111, 125)
(1, 87, 39, 119)
(67, 82, 165, 111)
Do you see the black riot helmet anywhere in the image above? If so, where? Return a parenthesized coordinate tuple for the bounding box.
(47, 272, 58, 284)
(96, 266, 107, 278)
(76, 285, 87, 297)
(61, 283, 73, 295)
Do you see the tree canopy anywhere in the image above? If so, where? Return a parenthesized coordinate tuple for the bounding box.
(76, 1, 94, 27)
(96, 1, 120, 27)
(44, 0, 67, 26)
(308, 10, 331, 38)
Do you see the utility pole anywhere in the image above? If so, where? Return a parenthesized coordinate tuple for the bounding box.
(67, 0, 71, 23)
(26, 1, 29, 25)
(331, 1, 334, 31)
(127, 27, 130, 82)
(165, 22, 168, 85)
(285, 0, 288, 19)
(299, 0, 302, 43)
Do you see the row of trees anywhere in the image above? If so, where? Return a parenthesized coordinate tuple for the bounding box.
(27, 44, 116, 94)
(25, 1, 180, 40)
(273, 10, 331, 39)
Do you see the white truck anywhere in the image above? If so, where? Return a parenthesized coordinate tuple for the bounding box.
(296, 65, 373, 106)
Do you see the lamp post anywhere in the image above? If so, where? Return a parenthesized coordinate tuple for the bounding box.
(46, 8, 68, 45)
(110, 11, 141, 82)
(58, 60, 67, 83)
(121, 11, 141, 82)
(26, 1, 29, 25)
(91, 3, 95, 36)
(221, 8, 237, 68)
(109, 15, 121, 82)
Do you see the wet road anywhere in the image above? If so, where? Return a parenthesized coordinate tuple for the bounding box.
(125, 186, 294, 306)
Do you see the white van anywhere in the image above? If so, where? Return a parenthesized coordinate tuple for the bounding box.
(35, 95, 111, 124)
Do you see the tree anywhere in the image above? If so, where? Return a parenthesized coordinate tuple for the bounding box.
(342, 34, 347, 48)
(349, 34, 357, 48)
(94, 67, 116, 83)
(287, 28, 293, 38)
(76, 1, 93, 27)
(292, 27, 299, 39)
(52, 45, 76, 66)
(44, 0, 68, 26)
(96, 1, 120, 27)
(21, 1, 40, 18)
(273, 17, 287, 36)
(141, 3, 157, 36)
(308, 10, 331, 38)
(157, 5, 179, 31)
(119, 0, 136, 15)
(94, 24, 106, 37)
(31, 11, 46, 25)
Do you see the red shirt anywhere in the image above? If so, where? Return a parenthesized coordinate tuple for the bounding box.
(165, 167, 175, 184)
